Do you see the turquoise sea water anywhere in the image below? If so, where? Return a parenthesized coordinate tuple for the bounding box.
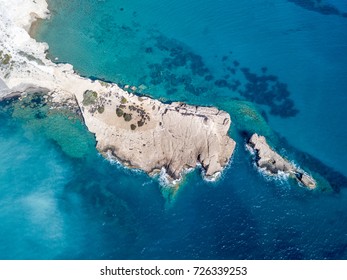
(1, 0, 347, 259)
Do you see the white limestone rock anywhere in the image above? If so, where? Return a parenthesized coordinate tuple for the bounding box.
(247, 133, 316, 189)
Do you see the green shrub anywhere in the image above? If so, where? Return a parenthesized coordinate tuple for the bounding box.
(123, 113, 132, 122)
(116, 108, 124, 117)
(97, 106, 105, 114)
(2, 53, 11, 65)
(82, 90, 98, 106)
(100, 81, 110, 87)
(120, 96, 127, 104)
(130, 124, 136, 130)
(137, 120, 145, 127)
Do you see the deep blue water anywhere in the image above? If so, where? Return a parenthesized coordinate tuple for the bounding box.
(1, 0, 347, 259)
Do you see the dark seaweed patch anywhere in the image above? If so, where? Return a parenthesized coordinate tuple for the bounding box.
(204, 74, 214, 81)
(145, 35, 214, 96)
(276, 134, 347, 192)
(102, 28, 299, 118)
(287, 0, 345, 18)
(238, 68, 298, 117)
(145, 47, 153, 53)
(214, 79, 229, 88)
(35, 111, 46, 119)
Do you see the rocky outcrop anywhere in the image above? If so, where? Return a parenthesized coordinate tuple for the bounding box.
(80, 91, 235, 182)
(247, 133, 316, 189)
(0, 0, 235, 184)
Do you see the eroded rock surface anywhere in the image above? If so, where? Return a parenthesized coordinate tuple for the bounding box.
(247, 133, 316, 189)
(80, 91, 235, 181)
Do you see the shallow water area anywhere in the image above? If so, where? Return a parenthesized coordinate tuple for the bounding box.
(1, 99, 347, 259)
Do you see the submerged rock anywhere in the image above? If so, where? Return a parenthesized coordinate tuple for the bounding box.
(247, 133, 316, 189)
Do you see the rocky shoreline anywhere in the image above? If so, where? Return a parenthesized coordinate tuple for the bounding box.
(80, 88, 236, 182)
(0, 0, 235, 184)
(0, 0, 320, 189)
(247, 134, 316, 189)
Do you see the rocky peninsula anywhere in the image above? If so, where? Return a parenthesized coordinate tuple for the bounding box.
(0, 0, 235, 183)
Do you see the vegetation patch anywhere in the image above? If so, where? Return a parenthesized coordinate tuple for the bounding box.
(97, 106, 105, 114)
(100, 80, 110, 88)
(137, 120, 145, 127)
(123, 113, 132, 122)
(116, 108, 124, 117)
(130, 124, 136, 130)
(121, 96, 128, 104)
(82, 90, 98, 106)
(0, 52, 12, 65)
(115, 102, 149, 126)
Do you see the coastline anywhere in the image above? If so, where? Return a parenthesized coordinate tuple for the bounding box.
(1, 0, 347, 261)
(0, 0, 236, 184)
(0, 0, 327, 190)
